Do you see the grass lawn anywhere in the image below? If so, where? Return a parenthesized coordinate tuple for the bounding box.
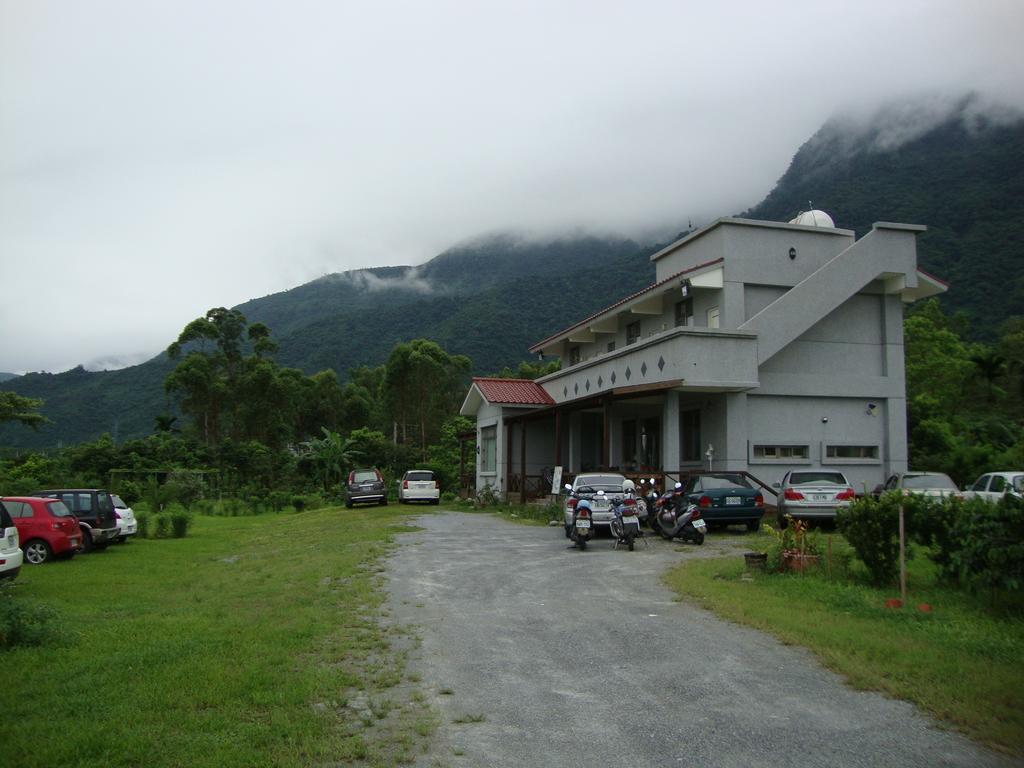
(3, 506, 436, 767)
(663, 535, 1024, 755)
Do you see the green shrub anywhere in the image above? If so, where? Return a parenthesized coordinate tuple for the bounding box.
(836, 493, 912, 586)
(0, 583, 65, 649)
(441, 491, 456, 504)
(154, 514, 170, 538)
(170, 511, 191, 538)
(135, 510, 150, 539)
(946, 494, 1024, 594)
(292, 495, 307, 512)
(268, 491, 291, 512)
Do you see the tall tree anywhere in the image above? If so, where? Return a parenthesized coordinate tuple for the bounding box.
(0, 391, 49, 430)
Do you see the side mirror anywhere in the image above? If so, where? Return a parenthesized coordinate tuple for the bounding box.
(597, 490, 605, 497)
(772, 482, 781, 490)
(674, 482, 682, 490)
(564, 484, 573, 493)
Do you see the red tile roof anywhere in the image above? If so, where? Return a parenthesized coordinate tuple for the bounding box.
(471, 377, 555, 406)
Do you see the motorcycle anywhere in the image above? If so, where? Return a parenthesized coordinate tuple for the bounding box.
(563, 483, 594, 551)
(641, 479, 660, 528)
(650, 482, 706, 544)
(609, 493, 644, 551)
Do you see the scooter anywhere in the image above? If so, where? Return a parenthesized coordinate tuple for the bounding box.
(563, 484, 594, 551)
(651, 482, 706, 544)
(609, 494, 644, 551)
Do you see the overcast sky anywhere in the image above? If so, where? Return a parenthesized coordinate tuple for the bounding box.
(2, 0, 1022, 374)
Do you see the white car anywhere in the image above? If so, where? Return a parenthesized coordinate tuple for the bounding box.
(563, 472, 628, 528)
(398, 470, 440, 505)
(0, 502, 23, 580)
(963, 471, 1023, 503)
(111, 494, 138, 542)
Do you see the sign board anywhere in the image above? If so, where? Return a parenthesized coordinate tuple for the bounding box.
(551, 466, 563, 494)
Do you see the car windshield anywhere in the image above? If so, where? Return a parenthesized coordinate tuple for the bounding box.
(788, 472, 847, 486)
(353, 471, 378, 483)
(111, 494, 127, 508)
(904, 473, 957, 490)
(406, 471, 433, 482)
(47, 500, 73, 517)
(575, 475, 625, 491)
(697, 474, 751, 490)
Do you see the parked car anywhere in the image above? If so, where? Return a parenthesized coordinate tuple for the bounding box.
(872, 472, 962, 500)
(963, 471, 1024, 503)
(345, 469, 387, 508)
(678, 472, 764, 531)
(30, 489, 119, 551)
(1, 496, 82, 564)
(398, 470, 440, 505)
(775, 470, 855, 527)
(0, 501, 23, 580)
(562, 473, 628, 529)
(111, 494, 138, 543)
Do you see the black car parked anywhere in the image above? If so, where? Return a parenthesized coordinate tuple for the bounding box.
(31, 489, 119, 551)
(345, 469, 387, 508)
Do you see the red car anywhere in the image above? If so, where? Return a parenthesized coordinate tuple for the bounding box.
(0, 496, 83, 564)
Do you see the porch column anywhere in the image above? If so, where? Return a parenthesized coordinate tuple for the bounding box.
(602, 396, 611, 469)
(662, 390, 681, 476)
(505, 418, 513, 499)
(554, 411, 563, 469)
(520, 421, 528, 504)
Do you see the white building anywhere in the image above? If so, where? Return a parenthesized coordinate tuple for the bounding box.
(460, 212, 947, 500)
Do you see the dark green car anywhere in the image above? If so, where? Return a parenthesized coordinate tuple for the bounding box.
(680, 473, 765, 531)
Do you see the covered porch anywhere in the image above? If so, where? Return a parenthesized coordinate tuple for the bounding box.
(501, 380, 754, 503)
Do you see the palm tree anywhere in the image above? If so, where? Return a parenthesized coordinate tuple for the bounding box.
(307, 428, 361, 492)
(971, 350, 1007, 403)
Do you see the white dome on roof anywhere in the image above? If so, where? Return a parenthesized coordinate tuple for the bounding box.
(788, 209, 835, 228)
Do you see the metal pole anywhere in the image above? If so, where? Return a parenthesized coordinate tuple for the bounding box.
(898, 504, 907, 606)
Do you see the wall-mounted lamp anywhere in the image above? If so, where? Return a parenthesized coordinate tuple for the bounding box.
(821, 416, 829, 423)
(680, 278, 692, 298)
(789, 247, 797, 260)
(866, 403, 878, 416)
(537, 352, 544, 362)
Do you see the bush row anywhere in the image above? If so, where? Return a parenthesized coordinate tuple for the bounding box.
(836, 492, 1024, 593)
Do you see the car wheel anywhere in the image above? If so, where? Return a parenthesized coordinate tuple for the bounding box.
(345, 499, 353, 509)
(23, 539, 52, 565)
(777, 514, 789, 530)
(81, 528, 94, 552)
(116, 535, 128, 544)
(379, 498, 387, 506)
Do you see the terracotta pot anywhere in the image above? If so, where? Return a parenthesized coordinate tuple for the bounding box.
(781, 551, 820, 573)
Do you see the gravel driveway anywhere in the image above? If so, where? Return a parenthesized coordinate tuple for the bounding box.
(386, 511, 1018, 768)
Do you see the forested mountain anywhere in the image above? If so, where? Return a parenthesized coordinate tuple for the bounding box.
(743, 94, 1024, 335)
(3, 94, 1022, 449)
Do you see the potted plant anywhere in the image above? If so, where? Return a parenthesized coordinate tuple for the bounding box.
(761, 515, 821, 573)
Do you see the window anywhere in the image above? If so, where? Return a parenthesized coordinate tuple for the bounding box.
(823, 444, 881, 463)
(970, 475, 990, 492)
(680, 410, 701, 463)
(706, 307, 720, 329)
(481, 426, 497, 473)
(675, 298, 693, 327)
(826, 445, 879, 459)
(626, 321, 641, 345)
(568, 346, 581, 365)
(621, 420, 637, 467)
(753, 444, 809, 460)
(606, 341, 616, 353)
(990, 475, 1006, 493)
